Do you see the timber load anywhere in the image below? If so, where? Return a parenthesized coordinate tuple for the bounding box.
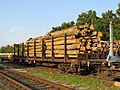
(100, 40, 120, 56)
(25, 24, 103, 59)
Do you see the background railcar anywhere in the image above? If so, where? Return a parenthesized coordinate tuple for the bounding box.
(0, 53, 14, 62)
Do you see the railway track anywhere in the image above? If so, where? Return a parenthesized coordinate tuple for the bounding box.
(0, 72, 31, 90)
(0, 64, 76, 90)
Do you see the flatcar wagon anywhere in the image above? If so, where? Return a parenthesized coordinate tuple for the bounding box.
(0, 53, 14, 62)
(13, 23, 120, 74)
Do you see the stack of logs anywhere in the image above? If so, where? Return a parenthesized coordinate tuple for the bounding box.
(100, 40, 120, 56)
(25, 37, 43, 57)
(25, 24, 104, 59)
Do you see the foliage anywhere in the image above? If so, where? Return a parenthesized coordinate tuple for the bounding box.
(76, 10, 98, 25)
(0, 45, 14, 53)
(49, 21, 75, 33)
(0, 43, 24, 55)
(116, 3, 120, 17)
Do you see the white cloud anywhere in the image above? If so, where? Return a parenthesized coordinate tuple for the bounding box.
(8, 26, 22, 33)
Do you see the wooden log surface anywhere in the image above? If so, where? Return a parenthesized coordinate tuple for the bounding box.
(24, 24, 110, 58)
(97, 32, 103, 37)
(46, 54, 77, 58)
(45, 35, 76, 42)
(45, 39, 79, 46)
(49, 26, 79, 37)
(45, 50, 79, 55)
(46, 44, 80, 50)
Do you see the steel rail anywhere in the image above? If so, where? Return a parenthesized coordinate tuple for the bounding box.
(7, 69, 75, 90)
(0, 72, 31, 90)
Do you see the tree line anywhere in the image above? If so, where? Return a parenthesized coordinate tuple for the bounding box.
(0, 44, 23, 55)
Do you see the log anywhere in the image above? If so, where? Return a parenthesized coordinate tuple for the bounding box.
(28, 47, 34, 50)
(45, 50, 79, 55)
(86, 44, 91, 50)
(44, 27, 79, 39)
(36, 45, 42, 47)
(90, 24, 94, 30)
(28, 52, 42, 54)
(35, 43, 42, 46)
(36, 54, 42, 57)
(46, 44, 80, 50)
(97, 43, 102, 48)
(80, 30, 87, 37)
(79, 52, 85, 54)
(50, 26, 78, 36)
(46, 54, 77, 58)
(81, 39, 86, 43)
(45, 35, 76, 42)
(80, 46, 86, 51)
(35, 49, 42, 52)
(78, 24, 88, 29)
(97, 32, 103, 37)
(35, 39, 42, 42)
(91, 47, 98, 51)
(28, 43, 42, 47)
(26, 40, 34, 43)
(92, 38, 98, 43)
(91, 31, 97, 36)
(45, 39, 79, 46)
(29, 53, 34, 57)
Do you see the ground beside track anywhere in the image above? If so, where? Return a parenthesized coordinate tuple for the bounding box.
(1, 62, 120, 90)
(0, 78, 17, 90)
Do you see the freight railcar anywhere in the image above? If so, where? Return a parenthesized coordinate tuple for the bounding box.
(0, 53, 14, 62)
(13, 24, 120, 74)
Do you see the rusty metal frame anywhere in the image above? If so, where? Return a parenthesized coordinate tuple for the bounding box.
(51, 36, 54, 61)
(17, 44, 20, 57)
(13, 44, 20, 59)
(34, 40, 36, 60)
(21, 43, 24, 61)
(27, 42, 29, 60)
(42, 38, 45, 60)
(64, 33, 67, 62)
(14, 44, 20, 57)
(13, 44, 16, 56)
(22, 43, 24, 57)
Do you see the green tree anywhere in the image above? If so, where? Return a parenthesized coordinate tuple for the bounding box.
(76, 10, 98, 25)
(49, 21, 75, 33)
(94, 10, 116, 40)
(0, 45, 14, 53)
(116, 3, 120, 17)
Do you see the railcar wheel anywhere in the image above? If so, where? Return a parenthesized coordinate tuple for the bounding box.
(58, 64, 65, 71)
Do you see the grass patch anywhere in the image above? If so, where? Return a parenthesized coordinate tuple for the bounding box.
(27, 67, 120, 90)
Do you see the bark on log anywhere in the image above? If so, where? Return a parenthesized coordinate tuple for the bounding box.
(25, 24, 106, 58)
(45, 35, 76, 42)
(46, 54, 77, 58)
(97, 32, 103, 37)
(46, 44, 80, 50)
(45, 50, 79, 55)
(45, 39, 79, 46)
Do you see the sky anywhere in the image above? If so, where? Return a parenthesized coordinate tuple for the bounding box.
(0, 0, 120, 47)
